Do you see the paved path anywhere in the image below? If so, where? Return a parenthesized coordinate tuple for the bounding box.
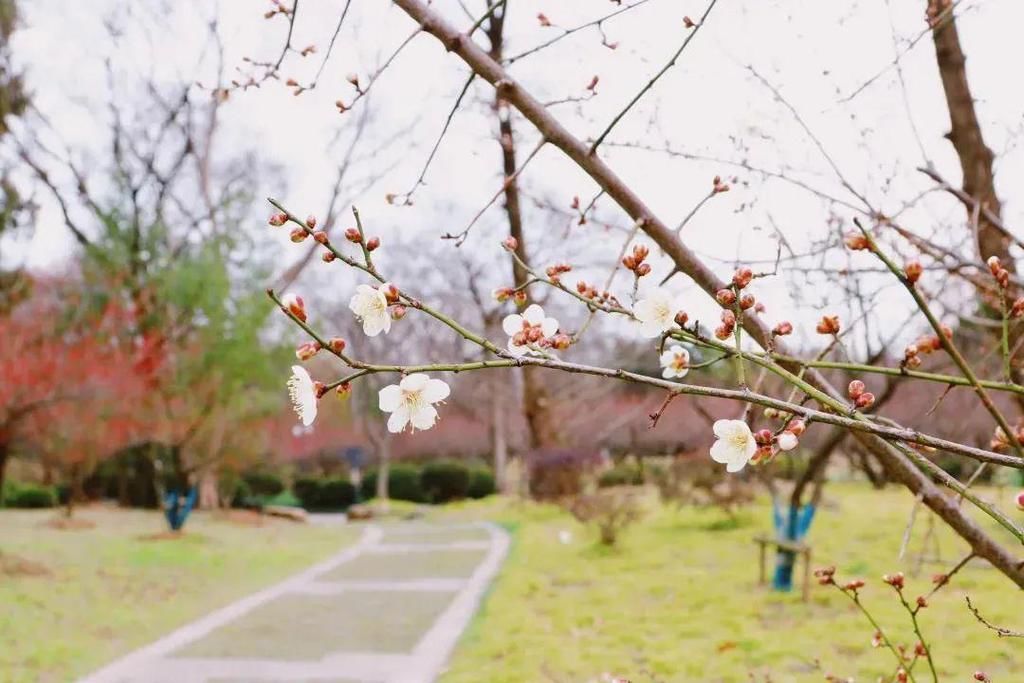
(80, 522, 510, 683)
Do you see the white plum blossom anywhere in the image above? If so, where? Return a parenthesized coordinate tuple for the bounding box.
(502, 304, 559, 357)
(710, 419, 757, 473)
(378, 373, 451, 433)
(777, 431, 799, 451)
(287, 365, 318, 427)
(634, 288, 687, 337)
(349, 284, 392, 336)
(659, 344, 691, 379)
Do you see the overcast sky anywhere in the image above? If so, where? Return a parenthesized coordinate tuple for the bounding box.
(6, 0, 1024, 352)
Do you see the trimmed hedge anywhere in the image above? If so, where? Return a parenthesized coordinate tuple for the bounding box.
(293, 477, 357, 511)
(467, 468, 496, 499)
(598, 463, 644, 488)
(421, 460, 471, 503)
(361, 464, 426, 503)
(242, 471, 285, 497)
(3, 482, 57, 508)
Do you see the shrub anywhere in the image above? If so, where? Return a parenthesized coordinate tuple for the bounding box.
(598, 463, 644, 488)
(361, 464, 425, 503)
(317, 479, 357, 510)
(467, 468, 496, 499)
(528, 449, 604, 501)
(3, 482, 56, 509)
(568, 488, 644, 546)
(231, 479, 256, 509)
(292, 476, 321, 509)
(242, 471, 285, 497)
(420, 460, 471, 503)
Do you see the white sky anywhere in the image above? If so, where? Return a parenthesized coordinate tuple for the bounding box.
(6, 0, 1024, 353)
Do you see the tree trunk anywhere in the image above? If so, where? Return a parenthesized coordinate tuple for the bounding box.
(375, 437, 390, 512)
(491, 387, 509, 493)
(486, 3, 561, 449)
(0, 441, 8, 501)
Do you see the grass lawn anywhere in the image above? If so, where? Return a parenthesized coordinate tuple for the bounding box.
(437, 484, 1022, 683)
(0, 505, 358, 683)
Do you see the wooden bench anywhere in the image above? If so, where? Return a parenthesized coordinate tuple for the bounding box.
(754, 534, 812, 602)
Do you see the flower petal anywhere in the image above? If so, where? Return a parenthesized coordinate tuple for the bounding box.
(502, 314, 524, 336)
(422, 378, 450, 403)
(726, 458, 748, 473)
(709, 439, 733, 464)
(634, 298, 656, 323)
(659, 349, 676, 366)
(540, 317, 559, 337)
(506, 338, 527, 357)
(713, 419, 741, 439)
(409, 404, 438, 431)
(378, 384, 401, 412)
(638, 320, 665, 338)
(522, 304, 545, 325)
(387, 405, 411, 433)
(662, 366, 676, 379)
(400, 373, 430, 392)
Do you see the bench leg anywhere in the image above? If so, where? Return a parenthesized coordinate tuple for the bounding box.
(758, 542, 766, 585)
(802, 548, 811, 602)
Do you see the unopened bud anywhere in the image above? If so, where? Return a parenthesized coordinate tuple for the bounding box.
(305, 215, 317, 228)
(390, 304, 407, 320)
(328, 337, 346, 354)
(773, 321, 793, 336)
(322, 251, 336, 263)
(344, 227, 362, 243)
(716, 288, 736, 306)
(551, 333, 572, 350)
(674, 311, 689, 326)
(1015, 490, 1024, 511)
(754, 429, 773, 446)
(313, 381, 327, 399)
(381, 283, 400, 304)
(513, 290, 527, 305)
(987, 256, 1002, 277)
(366, 236, 380, 251)
(904, 260, 923, 284)
(295, 341, 320, 361)
(882, 572, 905, 590)
(282, 293, 307, 322)
(503, 236, 519, 251)
(844, 233, 871, 251)
(816, 315, 840, 335)
(732, 267, 753, 289)
(855, 392, 875, 409)
(312, 231, 328, 245)
(776, 431, 798, 451)
(739, 293, 755, 310)
(493, 287, 514, 302)
(787, 419, 807, 437)
(289, 227, 308, 243)
(632, 244, 649, 262)
(635, 263, 651, 277)
(714, 325, 732, 340)
(336, 382, 352, 400)
(847, 380, 866, 399)
(269, 212, 288, 227)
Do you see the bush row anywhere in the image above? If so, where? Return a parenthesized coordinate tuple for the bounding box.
(360, 461, 496, 505)
(1, 481, 57, 508)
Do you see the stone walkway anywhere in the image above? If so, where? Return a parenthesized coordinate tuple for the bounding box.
(80, 522, 510, 683)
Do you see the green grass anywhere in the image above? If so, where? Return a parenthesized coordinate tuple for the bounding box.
(0, 506, 358, 683)
(438, 484, 1023, 683)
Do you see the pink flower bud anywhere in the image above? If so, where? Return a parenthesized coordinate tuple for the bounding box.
(289, 227, 308, 243)
(313, 231, 328, 245)
(635, 263, 651, 277)
(739, 293, 755, 310)
(904, 260, 923, 284)
(493, 287, 514, 302)
(328, 337, 346, 353)
(916, 596, 928, 609)
(366, 236, 380, 251)
(847, 380, 865, 399)
(1015, 490, 1024, 511)
(787, 419, 806, 436)
(295, 341, 320, 361)
(314, 381, 327, 399)
(720, 309, 736, 326)
(269, 212, 288, 227)
(843, 579, 865, 591)
(855, 392, 875, 409)
(975, 672, 991, 682)
(882, 572, 904, 590)
(381, 283, 400, 304)
(754, 429, 773, 446)
(282, 293, 307, 322)
(714, 325, 732, 340)
(844, 233, 870, 251)
(344, 227, 362, 243)
(732, 267, 753, 289)
(987, 256, 1002, 277)
(336, 382, 352, 400)
(816, 315, 840, 335)
(773, 321, 793, 336)
(513, 290, 527, 305)
(551, 333, 572, 350)
(306, 215, 317, 228)
(503, 236, 519, 251)
(390, 304, 407, 320)
(716, 289, 736, 306)
(322, 251, 336, 263)
(674, 311, 689, 326)
(632, 244, 649, 262)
